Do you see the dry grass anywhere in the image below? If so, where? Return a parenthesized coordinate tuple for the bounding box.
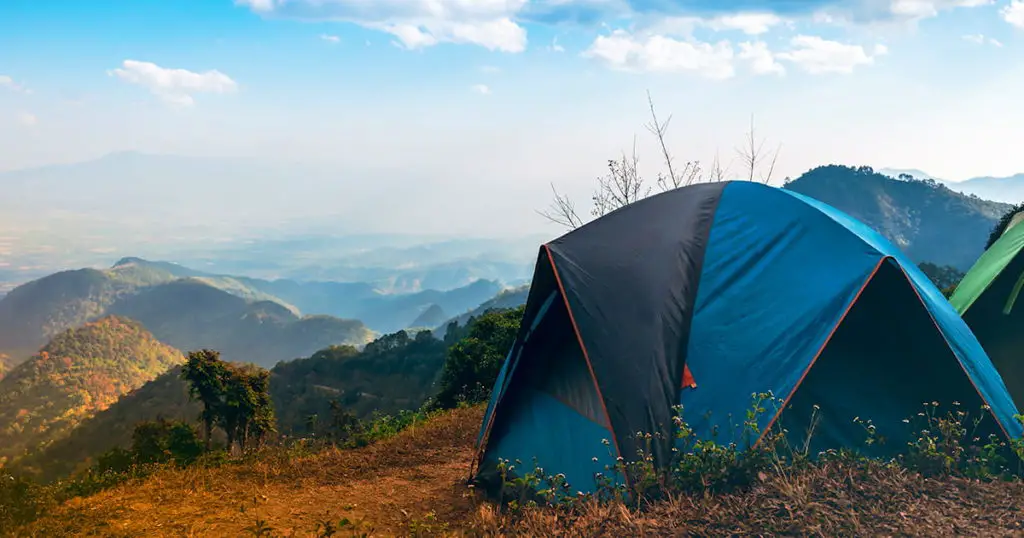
(471, 460, 1024, 537)
(17, 405, 1024, 537)
(19, 406, 485, 537)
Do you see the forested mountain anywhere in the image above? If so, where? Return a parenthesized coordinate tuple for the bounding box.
(0, 258, 500, 368)
(0, 317, 184, 466)
(785, 165, 1009, 270)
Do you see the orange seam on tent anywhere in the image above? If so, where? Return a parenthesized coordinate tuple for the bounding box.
(894, 262, 1014, 443)
(544, 244, 629, 484)
(754, 256, 888, 448)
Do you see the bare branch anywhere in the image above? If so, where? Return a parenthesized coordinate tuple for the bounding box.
(645, 90, 682, 191)
(593, 136, 649, 217)
(537, 183, 584, 230)
(735, 114, 780, 184)
(762, 142, 781, 184)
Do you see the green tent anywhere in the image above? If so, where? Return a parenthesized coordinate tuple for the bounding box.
(949, 212, 1024, 408)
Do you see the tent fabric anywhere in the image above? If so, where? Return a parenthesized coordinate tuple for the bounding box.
(948, 219, 1024, 409)
(472, 180, 1023, 495)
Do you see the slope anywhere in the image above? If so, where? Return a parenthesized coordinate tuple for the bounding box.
(434, 284, 530, 337)
(107, 279, 373, 367)
(17, 404, 1024, 537)
(0, 317, 184, 466)
(785, 165, 1010, 270)
(20, 325, 462, 481)
(0, 265, 373, 368)
(270, 329, 450, 436)
(8, 366, 200, 481)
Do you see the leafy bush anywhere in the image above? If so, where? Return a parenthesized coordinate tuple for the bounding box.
(492, 398, 1024, 515)
(432, 306, 524, 410)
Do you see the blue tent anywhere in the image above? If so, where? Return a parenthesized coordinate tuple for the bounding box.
(471, 180, 1023, 494)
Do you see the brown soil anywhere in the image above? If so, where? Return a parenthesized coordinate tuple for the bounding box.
(20, 407, 486, 537)
(18, 405, 1024, 537)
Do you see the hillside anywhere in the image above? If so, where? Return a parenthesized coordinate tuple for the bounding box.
(16, 405, 1024, 537)
(434, 284, 530, 337)
(785, 165, 1010, 270)
(17, 324, 469, 481)
(410, 303, 448, 328)
(0, 264, 373, 368)
(0, 258, 499, 366)
(9, 366, 200, 481)
(270, 330, 450, 436)
(106, 279, 372, 367)
(0, 317, 184, 466)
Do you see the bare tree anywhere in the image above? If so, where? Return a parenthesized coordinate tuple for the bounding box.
(591, 137, 649, 218)
(540, 92, 779, 231)
(735, 114, 781, 184)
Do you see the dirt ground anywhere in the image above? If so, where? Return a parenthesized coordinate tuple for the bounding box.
(19, 407, 486, 537)
(17, 404, 1024, 537)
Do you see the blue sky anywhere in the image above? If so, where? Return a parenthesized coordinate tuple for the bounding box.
(2, 0, 1024, 235)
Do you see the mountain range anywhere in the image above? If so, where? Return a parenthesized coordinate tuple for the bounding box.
(878, 167, 1024, 205)
(0, 256, 507, 368)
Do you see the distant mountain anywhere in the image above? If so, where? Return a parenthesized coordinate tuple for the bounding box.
(0, 317, 184, 466)
(0, 262, 373, 368)
(879, 167, 1024, 205)
(785, 165, 1009, 270)
(410, 304, 448, 329)
(106, 279, 371, 367)
(434, 284, 530, 337)
(0, 257, 506, 367)
(238, 274, 502, 334)
(945, 174, 1024, 205)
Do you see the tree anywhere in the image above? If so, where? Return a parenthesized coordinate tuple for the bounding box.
(540, 91, 780, 231)
(181, 349, 276, 454)
(432, 306, 525, 410)
(181, 349, 227, 450)
(987, 202, 1024, 250)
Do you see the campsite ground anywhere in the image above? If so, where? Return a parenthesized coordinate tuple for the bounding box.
(15, 405, 1024, 537)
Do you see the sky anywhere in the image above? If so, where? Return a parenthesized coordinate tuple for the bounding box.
(2, 0, 1024, 236)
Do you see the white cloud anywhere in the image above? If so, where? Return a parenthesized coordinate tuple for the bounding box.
(549, 36, 565, 52)
(0, 75, 30, 94)
(776, 35, 882, 74)
(963, 33, 1003, 46)
(480, 65, 501, 73)
(813, 0, 993, 26)
(109, 60, 238, 106)
(739, 41, 785, 75)
(1002, 0, 1024, 28)
(708, 13, 784, 35)
(237, 0, 528, 53)
(471, 84, 491, 95)
(320, 33, 340, 43)
(583, 30, 735, 79)
(17, 112, 37, 127)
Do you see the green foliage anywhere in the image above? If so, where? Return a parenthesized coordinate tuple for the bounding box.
(0, 470, 54, 532)
(493, 398, 1024, 515)
(0, 316, 184, 468)
(986, 202, 1024, 249)
(918, 262, 965, 293)
(10, 366, 201, 482)
(181, 350, 277, 454)
(271, 330, 448, 435)
(432, 306, 525, 410)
